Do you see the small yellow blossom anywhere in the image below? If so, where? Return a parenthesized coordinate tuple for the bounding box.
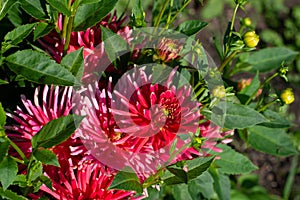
(281, 88, 294, 105)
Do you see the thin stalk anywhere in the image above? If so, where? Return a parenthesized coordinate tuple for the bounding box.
(62, 0, 75, 56)
(219, 50, 238, 72)
(153, 0, 170, 33)
(6, 137, 27, 163)
(245, 72, 278, 105)
(10, 156, 24, 164)
(164, 0, 192, 29)
(283, 155, 299, 200)
(224, 4, 239, 57)
(257, 99, 278, 112)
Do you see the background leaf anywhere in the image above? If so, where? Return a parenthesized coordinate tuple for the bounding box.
(45, 0, 70, 16)
(31, 115, 83, 148)
(245, 47, 298, 72)
(33, 149, 60, 167)
(3, 23, 36, 49)
(108, 167, 143, 193)
(6, 50, 79, 86)
(212, 101, 267, 129)
(0, 157, 18, 190)
(101, 26, 128, 62)
(19, 0, 46, 19)
(33, 22, 54, 41)
(0, 187, 28, 200)
(0, 0, 16, 21)
(176, 20, 208, 36)
(259, 109, 291, 128)
(213, 144, 258, 174)
(210, 168, 231, 200)
(73, 0, 118, 31)
(248, 126, 297, 156)
(61, 47, 84, 80)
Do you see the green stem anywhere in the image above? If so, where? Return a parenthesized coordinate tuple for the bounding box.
(9, 156, 24, 164)
(164, 0, 192, 29)
(219, 50, 238, 72)
(6, 137, 27, 163)
(224, 4, 239, 57)
(257, 99, 278, 112)
(62, 0, 75, 56)
(283, 155, 299, 200)
(245, 72, 278, 105)
(153, 0, 170, 33)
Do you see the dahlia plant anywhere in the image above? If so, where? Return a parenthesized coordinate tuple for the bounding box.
(0, 0, 298, 199)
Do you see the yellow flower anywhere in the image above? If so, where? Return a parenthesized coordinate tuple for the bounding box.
(243, 31, 260, 48)
(280, 88, 294, 105)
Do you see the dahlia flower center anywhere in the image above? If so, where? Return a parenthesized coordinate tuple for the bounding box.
(127, 83, 181, 137)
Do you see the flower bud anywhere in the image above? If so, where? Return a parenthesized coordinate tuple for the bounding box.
(242, 17, 252, 26)
(243, 31, 259, 48)
(280, 88, 294, 105)
(235, 0, 248, 5)
(212, 85, 226, 99)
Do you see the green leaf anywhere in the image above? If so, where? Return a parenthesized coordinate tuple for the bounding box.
(45, 0, 70, 16)
(175, 20, 208, 36)
(6, 50, 79, 86)
(108, 167, 143, 193)
(0, 103, 6, 127)
(73, 0, 118, 31)
(12, 175, 27, 188)
(212, 101, 267, 129)
(186, 156, 214, 180)
(3, 23, 36, 47)
(39, 175, 52, 190)
(248, 126, 297, 156)
(161, 170, 185, 185)
(213, 144, 258, 174)
(0, 157, 18, 190)
(130, 0, 146, 27)
(209, 168, 231, 200)
(19, 0, 46, 19)
(246, 47, 298, 72)
(7, 4, 23, 27)
(61, 47, 84, 80)
(166, 165, 188, 184)
(33, 149, 60, 167)
(188, 172, 214, 199)
(162, 157, 214, 185)
(32, 115, 83, 148)
(101, 26, 128, 62)
(172, 184, 193, 200)
(78, 0, 101, 4)
(0, 187, 28, 200)
(0, 79, 8, 85)
(259, 109, 291, 128)
(27, 160, 42, 182)
(0, 140, 9, 163)
(201, 0, 224, 19)
(0, 0, 16, 21)
(33, 22, 55, 41)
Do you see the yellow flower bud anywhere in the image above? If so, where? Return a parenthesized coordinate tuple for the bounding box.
(243, 31, 260, 48)
(243, 17, 252, 26)
(212, 85, 226, 99)
(280, 88, 294, 105)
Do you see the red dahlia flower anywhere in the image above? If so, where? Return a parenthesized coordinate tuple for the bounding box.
(41, 158, 144, 200)
(74, 66, 232, 179)
(6, 85, 85, 162)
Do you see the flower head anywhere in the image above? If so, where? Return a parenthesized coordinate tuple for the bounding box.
(153, 38, 183, 62)
(281, 88, 295, 105)
(42, 158, 144, 200)
(6, 85, 85, 162)
(243, 31, 259, 48)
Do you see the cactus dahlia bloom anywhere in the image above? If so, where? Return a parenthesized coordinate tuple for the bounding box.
(41, 158, 144, 200)
(5, 85, 85, 163)
(153, 38, 184, 62)
(75, 66, 232, 178)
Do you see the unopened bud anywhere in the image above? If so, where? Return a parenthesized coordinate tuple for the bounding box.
(243, 31, 259, 48)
